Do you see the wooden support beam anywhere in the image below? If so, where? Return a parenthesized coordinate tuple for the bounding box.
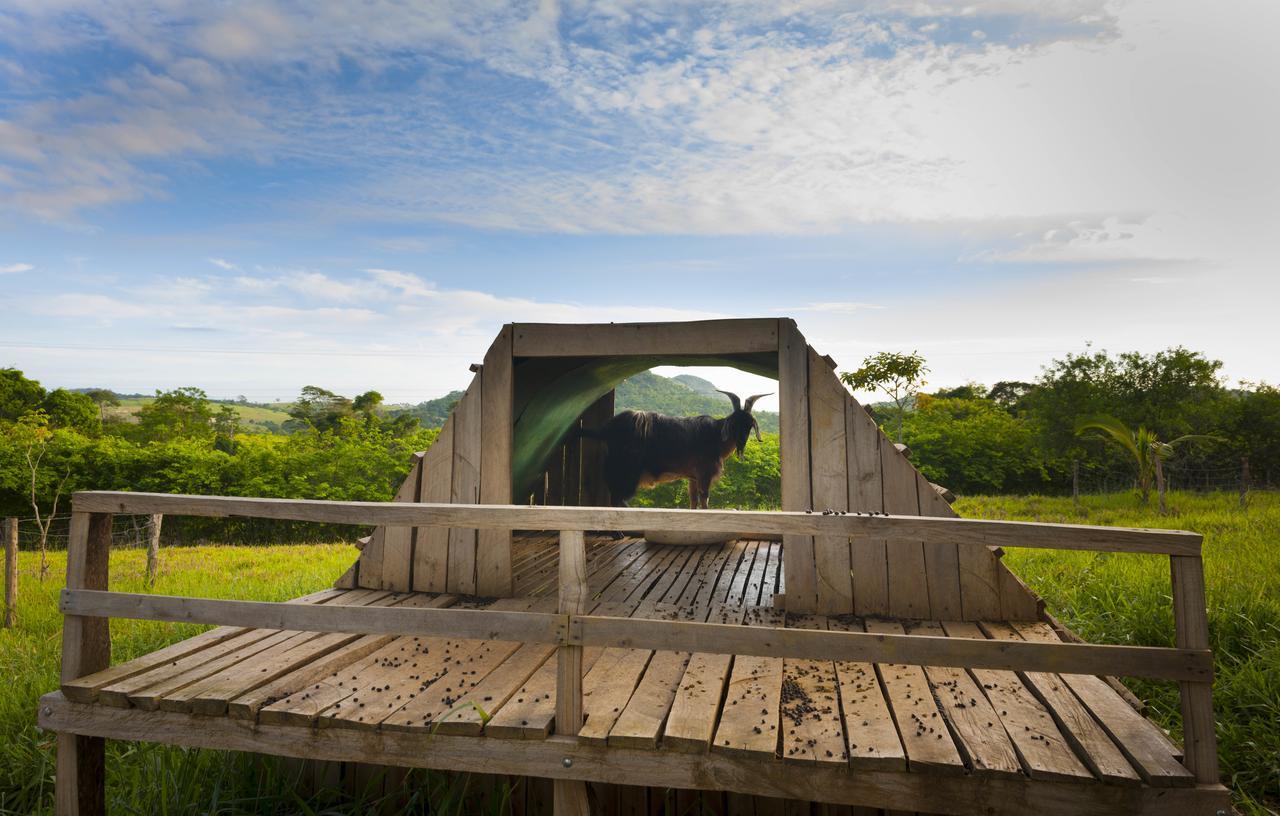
(479, 325, 515, 596)
(38, 694, 1233, 816)
(555, 530, 590, 815)
(779, 319, 816, 613)
(57, 511, 112, 816)
(71, 492, 1206, 557)
(1170, 556, 1219, 785)
(578, 391, 614, 507)
(4, 517, 16, 628)
(449, 378, 483, 594)
(512, 319, 779, 357)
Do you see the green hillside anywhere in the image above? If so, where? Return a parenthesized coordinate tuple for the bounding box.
(105, 397, 294, 433)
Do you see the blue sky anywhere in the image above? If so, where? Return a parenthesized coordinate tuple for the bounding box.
(2, 0, 1277, 409)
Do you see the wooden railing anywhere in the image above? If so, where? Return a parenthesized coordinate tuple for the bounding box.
(57, 490, 1219, 807)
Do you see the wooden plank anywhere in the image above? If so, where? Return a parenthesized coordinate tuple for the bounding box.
(941, 620, 1093, 783)
(608, 605, 694, 749)
(980, 621, 1140, 785)
(662, 604, 746, 752)
(998, 561, 1044, 621)
(712, 540, 755, 606)
(74, 491, 1207, 558)
(379, 454, 423, 591)
(1013, 621, 1195, 787)
(58, 511, 111, 816)
(779, 319, 816, 614)
(808, 347, 853, 615)
(862, 618, 965, 775)
(414, 419, 454, 593)
(880, 444, 929, 619)
(63, 588, 1212, 681)
(512, 319, 779, 357)
(712, 606, 785, 760)
(40, 693, 1234, 816)
(845, 396, 888, 616)
(257, 595, 458, 728)
(577, 602, 671, 745)
(780, 614, 846, 767)
(827, 616, 905, 771)
(358, 527, 384, 590)
(448, 377, 483, 594)
(428, 640, 556, 735)
(181, 591, 396, 716)
(915, 471, 962, 619)
(1170, 555, 1218, 784)
(478, 325, 514, 597)
(317, 597, 535, 731)
(908, 621, 1021, 778)
(228, 595, 457, 721)
(134, 630, 305, 711)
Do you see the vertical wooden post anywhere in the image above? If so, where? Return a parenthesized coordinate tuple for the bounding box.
(1170, 555, 1219, 784)
(1072, 459, 1080, 506)
(57, 510, 112, 816)
(554, 529, 589, 815)
(145, 513, 162, 586)
(578, 392, 615, 507)
(1239, 456, 1250, 510)
(4, 517, 16, 628)
(1155, 455, 1167, 515)
(778, 319, 815, 613)
(478, 324, 514, 596)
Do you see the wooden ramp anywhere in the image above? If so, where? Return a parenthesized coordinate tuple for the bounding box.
(46, 534, 1224, 816)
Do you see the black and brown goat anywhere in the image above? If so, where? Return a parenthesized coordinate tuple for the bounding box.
(575, 391, 770, 508)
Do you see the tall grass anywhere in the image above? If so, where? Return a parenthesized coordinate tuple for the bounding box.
(0, 544, 510, 815)
(956, 490, 1279, 814)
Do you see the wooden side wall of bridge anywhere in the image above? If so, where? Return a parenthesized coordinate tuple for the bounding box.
(346, 318, 1041, 620)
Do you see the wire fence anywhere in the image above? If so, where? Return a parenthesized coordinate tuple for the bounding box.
(1074, 455, 1266, 497)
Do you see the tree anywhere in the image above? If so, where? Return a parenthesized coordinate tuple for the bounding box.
(137, 387, 215, 441)
(14, 411, 71, 578)
(1075, 414, 1219, 508)
(353, 390, 384, 418)
(287, 386, 353, 433)
(840, 351, 929, 443)
(0, 368, 46, 422)
(83, 388, 120, 422)
(986, 381, 1035, 414)
(42, 389, 101, 434)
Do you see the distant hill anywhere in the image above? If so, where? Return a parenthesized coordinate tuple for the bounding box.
(389, 371, 778, 433)
(388, 390, 464, 429)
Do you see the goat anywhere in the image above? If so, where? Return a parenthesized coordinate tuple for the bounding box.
(574, 391, 770, 508)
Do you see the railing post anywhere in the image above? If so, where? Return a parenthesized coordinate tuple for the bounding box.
(56, 511, 112, 816)
(553, 529, 589, 816)
(1170, 555, 1218, 784)
(4, 517, 16, 628)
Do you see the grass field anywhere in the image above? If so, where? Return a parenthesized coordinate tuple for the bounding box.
(106, 398, 294, 431)
(1, 491, 1276, 814)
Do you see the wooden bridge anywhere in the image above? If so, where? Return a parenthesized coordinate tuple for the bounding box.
(43, 491, 1228, 815)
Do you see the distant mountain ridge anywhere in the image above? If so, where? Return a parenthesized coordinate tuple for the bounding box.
(390, 371, 779, 433)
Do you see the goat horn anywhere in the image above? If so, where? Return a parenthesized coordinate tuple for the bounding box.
(751, 415, 762, 441)
(716, 390, 742, 412)
(743, 393, 772, 412)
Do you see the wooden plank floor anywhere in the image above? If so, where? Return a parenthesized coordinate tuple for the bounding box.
(63, 533, 1198, 812)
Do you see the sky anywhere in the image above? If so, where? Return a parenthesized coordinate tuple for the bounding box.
(1, 0, 1277, 412)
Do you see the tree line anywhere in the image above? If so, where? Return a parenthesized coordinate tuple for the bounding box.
(1, 343, 1276, 546)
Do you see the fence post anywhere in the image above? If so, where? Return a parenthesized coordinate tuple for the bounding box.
(1072, 460, 1080, 506)
(4, 517, 16, 628)
(146, 514, 163, 586)
(553, 529, 589, 816)
(1239, 456, 1250, 510)
(1170, 555, 1219, 784)
(56, 511, 113, 816)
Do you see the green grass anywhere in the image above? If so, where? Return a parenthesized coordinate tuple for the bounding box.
(2, 493, 1276, 813)
(0, 543, 511, 815)
(955, 490, 1280, 814)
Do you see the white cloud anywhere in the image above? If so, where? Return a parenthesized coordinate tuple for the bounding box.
(208, 257, 237, 270)
(1, 262, 34, 273)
